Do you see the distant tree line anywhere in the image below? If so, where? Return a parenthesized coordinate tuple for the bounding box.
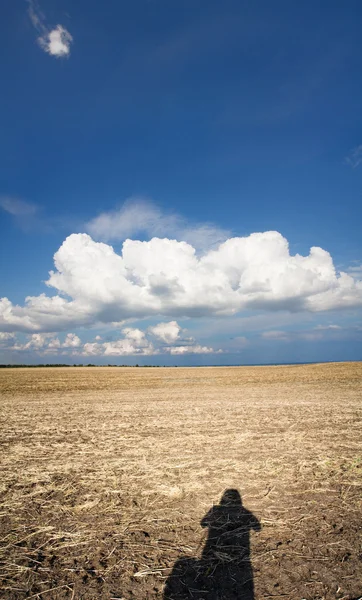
(0, 364, 163, 368)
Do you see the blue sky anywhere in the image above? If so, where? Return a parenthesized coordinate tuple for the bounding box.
(0, 0, 361, 364)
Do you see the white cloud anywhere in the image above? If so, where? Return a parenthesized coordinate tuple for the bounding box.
(9, 332, 82, 354)
(39, 25, 73, 58)
(82, 327, 221, 357)
(345, 145, 362, 169)
(83, 327, 156, 356)
(26, 333, 51, 349)
(0, 295, 91, 333)
(82, 343, 101, 357)
(63, 333, 81, 348)
(48, 337, 61, 349)
(0, 332, 15, 348)
(27, 0, 72, 58)
(1, 230, 362, 334)
(148, 320, 181, 343)
(13, 333, 55, 351)
(104, 340, 154, 356)
(2, 323, 220, 358)
(86, 198, 230, 251)
(0, 332, 15, 341)
(122, 327, 147, 344)
(165, 345, 219, 355)
(80, 324, 219, 357)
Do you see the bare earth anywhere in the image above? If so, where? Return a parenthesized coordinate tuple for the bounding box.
(0, 363, 361, 600)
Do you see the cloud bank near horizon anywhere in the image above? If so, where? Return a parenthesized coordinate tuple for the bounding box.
(1, 229, 362, 335)
(0, 322, 219, 358)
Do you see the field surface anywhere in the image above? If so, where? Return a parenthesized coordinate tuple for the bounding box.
(0, 363, 362, 600)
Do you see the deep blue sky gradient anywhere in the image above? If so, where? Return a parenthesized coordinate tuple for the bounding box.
(1, 0, 362, 363)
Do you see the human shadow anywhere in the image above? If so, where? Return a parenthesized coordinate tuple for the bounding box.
(164, 489, 261, 600)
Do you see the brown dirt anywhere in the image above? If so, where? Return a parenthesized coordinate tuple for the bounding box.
(0, 363, 361, 599)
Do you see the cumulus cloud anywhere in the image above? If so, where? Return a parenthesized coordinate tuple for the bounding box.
(148, 320, 181, 343)
(10, 332, 83, 354)
(81, 324, 221, 357)
(13, 333, 57, 351)
(40, 25, 73, 57)
(0, 332, 15, 341)
(0, 332, 15, 348)
(63, 333, 81, 348)
(26, 333, 52, 349)
(48, 337, 61, 349)
(27, 0, 72, 58)
(83, 335, 155, 357)
(0, 296, 91, 333)
(165, 344, 218, 355)
(86, 198, 230, 251)
(2, 323, 220, 358)
(1, 230, 362, 333)
(88, 327, 156, 357)
(82, 326, 166, 356)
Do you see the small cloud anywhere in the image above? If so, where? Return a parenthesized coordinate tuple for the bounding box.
(62, 333, 81, 348)
(314, 324, 342, 330)
(82, 328, 155, 357)
(13, 332, 55, 351)
(0, 196, 37, 217)
(0, 332, 15, 348)
(39, 25, 73, 58)
(27, 0, 73, 58)
(48, 337, 61, 349)
(0, 332, 15, 341)
(261, 330, 290, 341)
(149, 321, 181, 344)
(345, 145, 362, 169)
(110, 321, 127, 329)
(165, 344, 220, 355)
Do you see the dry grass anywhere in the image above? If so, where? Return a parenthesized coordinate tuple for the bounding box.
(0, 363, 361, 599)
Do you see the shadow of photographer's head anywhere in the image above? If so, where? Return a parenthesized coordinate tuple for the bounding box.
(219, 488, 242, 507)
